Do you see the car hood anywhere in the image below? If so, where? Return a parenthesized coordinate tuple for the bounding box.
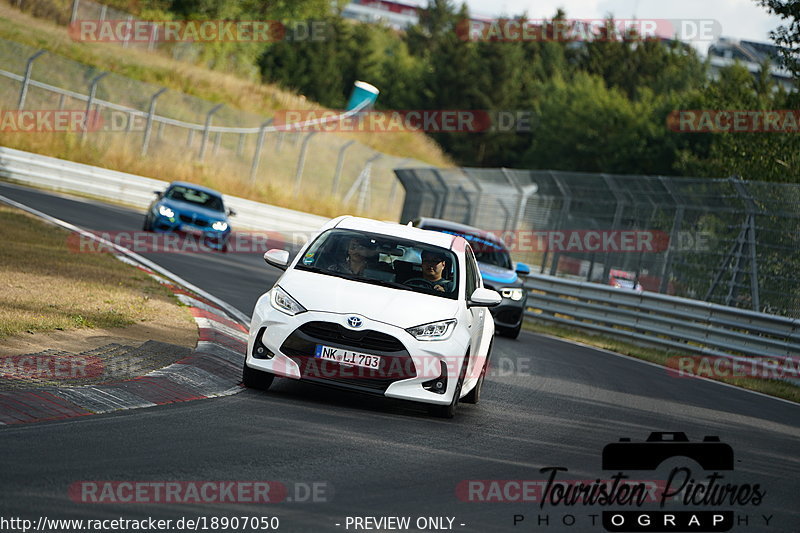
(478, 262, 519, 286)
(279, 270, 460, 329)
(160, 198, 226, 221)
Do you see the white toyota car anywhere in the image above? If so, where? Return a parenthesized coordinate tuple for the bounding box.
(243, 216, 501, 418)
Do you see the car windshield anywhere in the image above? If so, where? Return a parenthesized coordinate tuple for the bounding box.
(295, 229, 458, 299)
(422, 225, 512, 270)
(165, 186, 224, 212)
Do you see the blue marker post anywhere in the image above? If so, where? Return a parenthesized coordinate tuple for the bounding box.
(346, 81, 380, 112)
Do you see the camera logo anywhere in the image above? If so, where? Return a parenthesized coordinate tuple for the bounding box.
(602, 432, 734, 471)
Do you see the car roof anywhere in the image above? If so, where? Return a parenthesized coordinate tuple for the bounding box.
(167, 181, 223, 197)
(414, 217, 507, 248)
(333, 216, 457, 250)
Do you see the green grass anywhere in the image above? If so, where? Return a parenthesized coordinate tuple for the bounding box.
(522, 318, 800, 404)
(0, 204, 191, 338)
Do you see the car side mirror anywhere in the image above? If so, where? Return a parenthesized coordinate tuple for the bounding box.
(153, 190, 162, 197)
(468, 287, 502, 308)
(227, 208, 236, 217)
(515, 262, 531, 275)
(264, 249, 290, 270)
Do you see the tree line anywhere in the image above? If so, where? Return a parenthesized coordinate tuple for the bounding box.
(124, 0, 799, 182)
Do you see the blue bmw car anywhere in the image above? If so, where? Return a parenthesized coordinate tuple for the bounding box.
(143, 182, 234, 251)
(413, 218, 530, 339)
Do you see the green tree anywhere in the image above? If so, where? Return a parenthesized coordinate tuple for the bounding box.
(756, 0, 800, 77)
(675, 64, 800, 183)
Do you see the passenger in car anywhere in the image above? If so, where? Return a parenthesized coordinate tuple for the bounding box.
(329, 237, 381, 276)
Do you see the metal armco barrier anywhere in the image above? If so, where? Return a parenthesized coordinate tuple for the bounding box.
(0, 146, 328, 233)
(524, 273, 800, 385)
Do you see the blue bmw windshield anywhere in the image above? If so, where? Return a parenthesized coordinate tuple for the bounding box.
(422, 226, 512, 270)
(166, 186, 224, 212)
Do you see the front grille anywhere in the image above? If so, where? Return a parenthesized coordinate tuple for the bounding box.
(299, 322, 405, 352)
(493, 308, 522, 324)
(280, 321, 414, 394)
(179, 214, 208, 227)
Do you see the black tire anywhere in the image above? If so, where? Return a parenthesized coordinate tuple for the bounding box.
(142, 216, 152, 232)
(429, 350, 469, 418)
(498, 321, 522, 340)
(242, 361, 274, 390)
(463, 340, 492, 404)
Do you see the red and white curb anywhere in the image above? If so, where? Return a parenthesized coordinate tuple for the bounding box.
(0, 273, 249, 425)
(0, 194, 253, 426)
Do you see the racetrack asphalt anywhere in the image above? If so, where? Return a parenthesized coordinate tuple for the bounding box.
(0, 181, 798, 533)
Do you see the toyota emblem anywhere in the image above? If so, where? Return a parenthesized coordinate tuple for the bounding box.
(347, 316, 363, 328)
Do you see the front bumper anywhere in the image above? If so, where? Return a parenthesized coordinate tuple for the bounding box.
(245, 294, 469, 406)
(151, 212, 230, 248)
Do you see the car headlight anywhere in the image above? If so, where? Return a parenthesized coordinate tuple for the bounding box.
(211, 221, 228, 231)
(406, 319, 457, 341)
(500, 288, 524, 301)
(158, 205, 175, 218)
(270, 286, 306, 316)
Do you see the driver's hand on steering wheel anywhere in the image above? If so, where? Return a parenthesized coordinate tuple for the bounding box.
(433, 285, 444, 292)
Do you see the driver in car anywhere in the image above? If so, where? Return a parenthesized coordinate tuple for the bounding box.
(406, 251, 454, 293)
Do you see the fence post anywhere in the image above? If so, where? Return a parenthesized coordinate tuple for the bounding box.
(81, 71, 108, 143)
(122, 15, 133, 48)
(599, 174, 625, 283)
(293, 131, 317, 197)
(17, 50, 46, 110)
(236, 133, 246, 157)
(148, 23, 159, 52)
(141, 87, 167, 156)
(198, 104, 223, 161)
(344, 154, 381, 211)
(387, 158, 410, 209)
(212, 132, 222, 156)
(332, 140, 356, 195)
(249, 119, 273, 183)
(462, 169, 485, 226)
(548, 171, 572, 276)
(730, 178, 761, 311)
(70, 0, 80, 24)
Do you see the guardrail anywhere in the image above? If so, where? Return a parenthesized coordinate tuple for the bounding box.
(0, 145, 328, 234)
(524, 273, 800, 385)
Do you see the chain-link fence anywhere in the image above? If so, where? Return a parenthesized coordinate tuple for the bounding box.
(0, 37, 420, 220)
(395, 167, 800, 318)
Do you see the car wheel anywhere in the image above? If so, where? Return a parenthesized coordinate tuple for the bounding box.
(242, 361, 274, 390)
(463, 340, 492, 405)
(429, 349, 469, 419)
(142, 216, 152, 231)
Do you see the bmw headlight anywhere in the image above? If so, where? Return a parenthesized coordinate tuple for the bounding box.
(500, 288, 524, 301)
(211, 221, 228, 231)
(270, 286, 306, 316)
(158, 205, 175, 218)
(406, 319, 457, 341)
